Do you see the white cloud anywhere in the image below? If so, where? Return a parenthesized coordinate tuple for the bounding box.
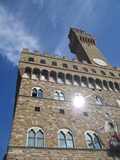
(0, 6, 40, 65)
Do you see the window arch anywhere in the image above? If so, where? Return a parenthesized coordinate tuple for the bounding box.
(27, 127, 44, 147)
(110, 72, 115, 77)
(73, 65, 78, 70)
(40, 59, 46, 64)
(95, 96, 103, 106)
(63, 63, 68, 68)
(52, 61, 57, 66)
(32, 88, 43, 98)
(28, 57, 34, 62)
(83, 67, 88, 72)
(91, 69, 96, 73)
(101, 70, 106, 75)
(58, 129, 74, 148)
(85, 131, 102, 149)
(54, 91, 64, 101)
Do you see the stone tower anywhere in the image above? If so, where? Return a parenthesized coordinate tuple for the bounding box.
(6, 28, 120, 159)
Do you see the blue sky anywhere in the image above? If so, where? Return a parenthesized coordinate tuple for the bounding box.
(0, 0, 120, 158)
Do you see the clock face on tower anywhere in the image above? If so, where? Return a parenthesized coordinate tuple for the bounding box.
(92, 58, 107, 66)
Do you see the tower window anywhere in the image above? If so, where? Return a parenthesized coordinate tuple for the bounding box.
(83, 67, 88, 72)
(60, 109, 65, 114)
(58, 130, 74, 148)
(32, 88, 43, 98)
(85, 131, 102, 149)
(54, 91, 65, 101)
(28, 128, 44, 147)
(95, 96, 103, 106)
(35, 107, 40, 112)
(73, 65, 78, 70)
(100, 70, 106, 75)
(110, 72, 115, 76)
(91, 69, 96, 73)
(63, 63, 68, 68)
(52, 61, 57, 66)
(40, 59, 46, 64)
(28, 57, 34, 62)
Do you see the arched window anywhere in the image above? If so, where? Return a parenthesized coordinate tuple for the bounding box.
(28, 57, 34, 62)
(58, 130, 74, 148)
(110, 72, 115, 77)
(32, 88, 37, 97)
(54, 91, 59, 100)
(83, 67, 88, 72)
(32, 88, 43, 98)
(36, 130, 44, 147)
(27, 128, 44, 147)
(59, 92, 64, 100)
(91, 69, 96, 73)
(101, 70, 106, 75)
(40, 59, 46, 64)
(54, 91, 64, 101)
(73, 65, 78, 70)
(63, 63, 68, 68)
(95, 96, 103, 106)
(37, 89, 43, 98)
(28, 130, 35, 147)
(85, 131, 102, 149)
(66, 132, 74, 148)
(86, 133, 94, 149)
(52, 61, 57, 66)
(59, 132, 66, 148)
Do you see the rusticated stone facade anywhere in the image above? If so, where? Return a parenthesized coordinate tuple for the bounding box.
(6, 28, 120, 160)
